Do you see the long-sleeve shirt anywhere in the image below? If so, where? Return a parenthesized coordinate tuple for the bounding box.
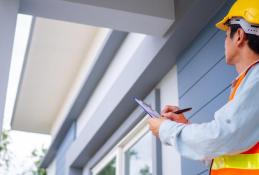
(159, 63, 259, 161)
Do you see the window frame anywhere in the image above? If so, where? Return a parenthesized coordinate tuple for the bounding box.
(120, 118, 152, 175)
(91, 147, 117, 175)
(92, 117, 151, 175)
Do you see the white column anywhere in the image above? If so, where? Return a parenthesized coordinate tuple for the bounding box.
(0, 0, 19, 132)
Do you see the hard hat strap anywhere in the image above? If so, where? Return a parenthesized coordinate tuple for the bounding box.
(229, 18, 259, 36)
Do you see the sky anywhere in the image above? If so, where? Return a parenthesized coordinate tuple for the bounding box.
(1, 14, 51, 174)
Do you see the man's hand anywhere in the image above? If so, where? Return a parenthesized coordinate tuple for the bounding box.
(148, 117, 167, 138)
(161, 105, 189, 124)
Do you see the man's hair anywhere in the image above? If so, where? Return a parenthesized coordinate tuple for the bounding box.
(229, 24, 259, 54)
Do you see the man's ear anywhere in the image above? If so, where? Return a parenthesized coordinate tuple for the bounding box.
(236, 28, 246, 46)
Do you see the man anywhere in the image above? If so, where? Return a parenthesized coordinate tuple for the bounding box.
(148, 0, 259, 174)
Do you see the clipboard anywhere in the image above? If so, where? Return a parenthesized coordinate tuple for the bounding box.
(134, 97, 192, 118)
(134, 97, 160, 118)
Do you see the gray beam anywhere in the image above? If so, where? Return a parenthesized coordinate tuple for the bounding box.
(67, 0, 227, 168)
(40, 30, 127, 168)
(64, 0, 172, 19)
(0, 0, 20, 133)
(19, 0, 174, 36)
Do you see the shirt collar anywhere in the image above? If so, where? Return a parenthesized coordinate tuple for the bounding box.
(231, 60, 259, 87)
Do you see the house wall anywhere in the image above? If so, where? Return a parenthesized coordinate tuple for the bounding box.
(44, 1, 238, 174)
(152, 3, 236, 175)
(176, 1, 236, 174)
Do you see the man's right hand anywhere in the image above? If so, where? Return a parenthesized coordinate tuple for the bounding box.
(161, 105, 189, 124)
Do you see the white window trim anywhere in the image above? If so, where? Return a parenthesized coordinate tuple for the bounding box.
(92, 116, 150, 175)
(91, 147, 117, 175)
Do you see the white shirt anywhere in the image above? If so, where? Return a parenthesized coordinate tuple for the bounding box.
(159, 63, 259, 161)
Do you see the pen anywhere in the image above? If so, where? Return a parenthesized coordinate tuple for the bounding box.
(174, 107, 192, 114)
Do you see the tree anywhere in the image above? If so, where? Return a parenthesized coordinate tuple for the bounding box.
(139, 165, 151, 175)
(0, 130, 12, 171)
(30, 146, 48, 175)
(0, 130, 49, 175)
(97, 158, 116, 175)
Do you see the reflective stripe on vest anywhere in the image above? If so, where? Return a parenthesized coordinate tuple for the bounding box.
(212, 153, 259, 170)
(211, 60, 259, 175)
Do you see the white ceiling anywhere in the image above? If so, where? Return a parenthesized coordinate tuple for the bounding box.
(12, 17, 105, 134)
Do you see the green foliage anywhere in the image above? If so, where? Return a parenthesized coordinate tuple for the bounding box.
(97, 158, 116, 175)
(0, 130, 11, 170)
(128, 149, 138, 159)
(30, 146, 48, 175)
(139, 165, 151, 175)
(0, 130, 48, 175)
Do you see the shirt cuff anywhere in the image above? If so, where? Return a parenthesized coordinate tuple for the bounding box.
(159, 120, 185, 146)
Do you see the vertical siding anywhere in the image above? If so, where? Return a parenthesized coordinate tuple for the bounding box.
(56, 123, 76, 175)
(176, 1, 236, 175)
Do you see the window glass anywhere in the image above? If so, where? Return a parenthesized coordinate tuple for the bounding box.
(125, 132, 152, 175)
(97, 158, 116, 175)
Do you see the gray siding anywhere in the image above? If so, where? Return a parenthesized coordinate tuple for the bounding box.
(56, 123, 76, 175)
(177, 1, 236, 174)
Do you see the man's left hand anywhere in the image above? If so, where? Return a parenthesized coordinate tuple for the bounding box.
(148, 117, 167, 138)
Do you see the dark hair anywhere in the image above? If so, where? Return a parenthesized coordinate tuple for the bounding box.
(229, 24, 259, 54)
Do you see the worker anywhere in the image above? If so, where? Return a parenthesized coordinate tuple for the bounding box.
(148, 0, 259, 174)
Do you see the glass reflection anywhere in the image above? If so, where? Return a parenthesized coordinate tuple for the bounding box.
(125, 132, 152, 175)
(97, 158, 116, 175)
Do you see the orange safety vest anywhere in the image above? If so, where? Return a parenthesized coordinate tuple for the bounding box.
(210, 61, 259, 175)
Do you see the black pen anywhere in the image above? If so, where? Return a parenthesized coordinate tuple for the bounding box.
(174, 107, 192, 114)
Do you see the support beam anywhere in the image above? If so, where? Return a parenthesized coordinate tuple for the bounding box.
(64, 0, 172, 19)
(0, 0, 19, 133)
(19, 0, 174, 36)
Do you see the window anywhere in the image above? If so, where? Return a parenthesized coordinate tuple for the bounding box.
(92, 148, 117, 175)
(124, 132, 152, 175)
(97, 158, 116, 175)
(92, 117, 158, 175)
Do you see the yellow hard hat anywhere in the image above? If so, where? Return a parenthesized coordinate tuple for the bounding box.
(216, 0, 259, 31)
